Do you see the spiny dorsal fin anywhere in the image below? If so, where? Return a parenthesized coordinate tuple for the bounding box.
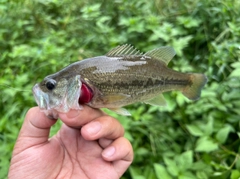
(144, 46, 176, 65)
(106, 44, 143, 57)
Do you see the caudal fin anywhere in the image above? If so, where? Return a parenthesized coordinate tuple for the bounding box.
(182, 74, 208, 100)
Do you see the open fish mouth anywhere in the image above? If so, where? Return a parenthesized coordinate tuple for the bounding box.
(32, 84, 50, 110)
(32, 84, 58, 118)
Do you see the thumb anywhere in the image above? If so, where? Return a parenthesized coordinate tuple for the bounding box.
(13, 107, 57, 154)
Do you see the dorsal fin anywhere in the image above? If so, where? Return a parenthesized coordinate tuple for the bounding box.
(106, 44, 143, 57)
(144, 46, 176, 65)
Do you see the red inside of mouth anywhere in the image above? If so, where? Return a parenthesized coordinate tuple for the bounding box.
(79, 83, 93, 104)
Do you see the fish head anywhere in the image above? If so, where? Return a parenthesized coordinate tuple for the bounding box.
(32, 74, 82, 118)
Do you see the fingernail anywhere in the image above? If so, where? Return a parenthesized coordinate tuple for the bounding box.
(85, 121, 102, 135)
(102, 146, 115, 158)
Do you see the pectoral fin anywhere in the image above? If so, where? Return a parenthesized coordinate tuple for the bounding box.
(108, 107, 131, 116)
(144, 94, 167, 106)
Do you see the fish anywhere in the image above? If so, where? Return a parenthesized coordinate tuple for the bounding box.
(32, 44, 207, 118)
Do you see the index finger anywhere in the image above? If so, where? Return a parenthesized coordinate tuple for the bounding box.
(58, 105, 105, 127)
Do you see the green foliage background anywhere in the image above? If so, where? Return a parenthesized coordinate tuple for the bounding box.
(0, 0, 240, 178)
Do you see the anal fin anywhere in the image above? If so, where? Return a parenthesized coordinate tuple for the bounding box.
(144, 94, 167, 106)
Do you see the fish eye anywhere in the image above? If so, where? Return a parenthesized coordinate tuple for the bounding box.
(46, 80, 56, 90)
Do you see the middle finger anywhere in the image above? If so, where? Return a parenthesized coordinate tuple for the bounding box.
(81, 115, 124, 141)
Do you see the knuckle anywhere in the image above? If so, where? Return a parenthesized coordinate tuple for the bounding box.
(99, 115, 125, 138)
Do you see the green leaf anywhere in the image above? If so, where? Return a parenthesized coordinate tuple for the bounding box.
(177, 16, 201, 28)
(237, 132, 240, 138)
(176, 150, 193, 170)
(209, 171, 231, 179)
(195, 136, 218, 152)
(236, 158, 240, 169)
(129, 167, 146, 179)
(163, 157, 179, 176)
(178, 171, 197, 179)
(231, 62, 240, 68)
(216, 125, 234, 143)
(204, 118, 213, 136)
(192, 161, 211, 171)
(229, 68, 240, 77)
(196, 171, 208, 179)
(135, 147, 149, 156)
(124, 131, 134, 142)
(186, 125, 204, 136)
(176, 94, 186, 106)
(231, 170, 240, 179)
(172, 35, 193, 56)
(154, 163, 172, 179)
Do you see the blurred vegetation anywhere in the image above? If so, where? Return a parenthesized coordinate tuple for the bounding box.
(0, 0, 240, 178)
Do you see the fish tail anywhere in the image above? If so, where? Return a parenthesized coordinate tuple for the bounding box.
(182, 73, 208, 100)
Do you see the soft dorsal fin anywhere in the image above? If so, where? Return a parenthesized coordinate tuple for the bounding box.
(144, 46, 176, 65)
(106, 44, 143, 57)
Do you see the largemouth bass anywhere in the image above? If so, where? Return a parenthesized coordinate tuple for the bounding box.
(33, 44, 207, 117)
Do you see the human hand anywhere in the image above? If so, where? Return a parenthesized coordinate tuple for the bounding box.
(8, 106, 133, 179)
